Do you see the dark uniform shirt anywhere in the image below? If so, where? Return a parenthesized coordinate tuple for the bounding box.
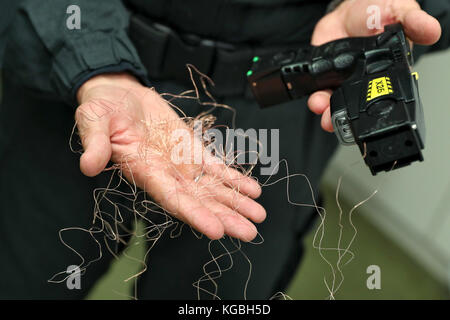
(1, 0, 449, 106)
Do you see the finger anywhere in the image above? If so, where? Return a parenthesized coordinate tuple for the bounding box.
(391, 0, 441, 45)
(120, 139, 226, 240)
(136, 166, 225, 240)
(80, 133, 111, 177)
(401, 9, 441, 45)
(204, 161, 262, 199)
(321, 107, 334, 133)
(200, 176, 266, 223)
(167, 191, 225, 240)
(75, 104, 112, 177)
(308, 90, 333, 115)
(200, 198, 258, 242)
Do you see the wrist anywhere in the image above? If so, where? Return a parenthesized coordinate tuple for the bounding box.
(77, 72, 144, 104)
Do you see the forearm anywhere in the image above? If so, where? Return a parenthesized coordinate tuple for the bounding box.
(3, 0, 148, 106)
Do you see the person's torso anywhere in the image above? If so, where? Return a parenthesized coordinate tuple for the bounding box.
(125, 0, 330, 46)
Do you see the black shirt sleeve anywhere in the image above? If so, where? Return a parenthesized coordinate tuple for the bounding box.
(3, 0, 149, 107)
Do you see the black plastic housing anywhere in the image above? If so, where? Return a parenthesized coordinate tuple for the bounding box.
(248, 24, 425, 175)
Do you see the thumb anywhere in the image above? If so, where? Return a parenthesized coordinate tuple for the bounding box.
(75, 102, 112, 177)
(394, 2, 441, 45)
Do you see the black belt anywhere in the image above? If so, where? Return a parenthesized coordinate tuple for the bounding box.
(128, 14, 293, 97)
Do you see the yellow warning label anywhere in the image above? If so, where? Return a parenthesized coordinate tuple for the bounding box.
(367, 76, 394, 101)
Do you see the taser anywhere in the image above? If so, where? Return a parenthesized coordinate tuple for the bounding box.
(248, 24, 424, 175)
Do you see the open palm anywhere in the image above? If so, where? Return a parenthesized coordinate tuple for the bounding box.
(75, 75, 266, 241)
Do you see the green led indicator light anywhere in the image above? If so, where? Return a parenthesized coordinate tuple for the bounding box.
(253, 56, 260, 63)
(246, 70, 253, 77)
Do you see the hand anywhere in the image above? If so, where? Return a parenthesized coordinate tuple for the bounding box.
(76, 73, 266, 241)
(308, 0, 442, 132)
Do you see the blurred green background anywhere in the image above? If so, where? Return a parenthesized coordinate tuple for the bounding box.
(87, 184, 449, 300)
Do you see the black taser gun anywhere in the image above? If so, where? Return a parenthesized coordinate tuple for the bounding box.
(247, 24, 424, 175)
